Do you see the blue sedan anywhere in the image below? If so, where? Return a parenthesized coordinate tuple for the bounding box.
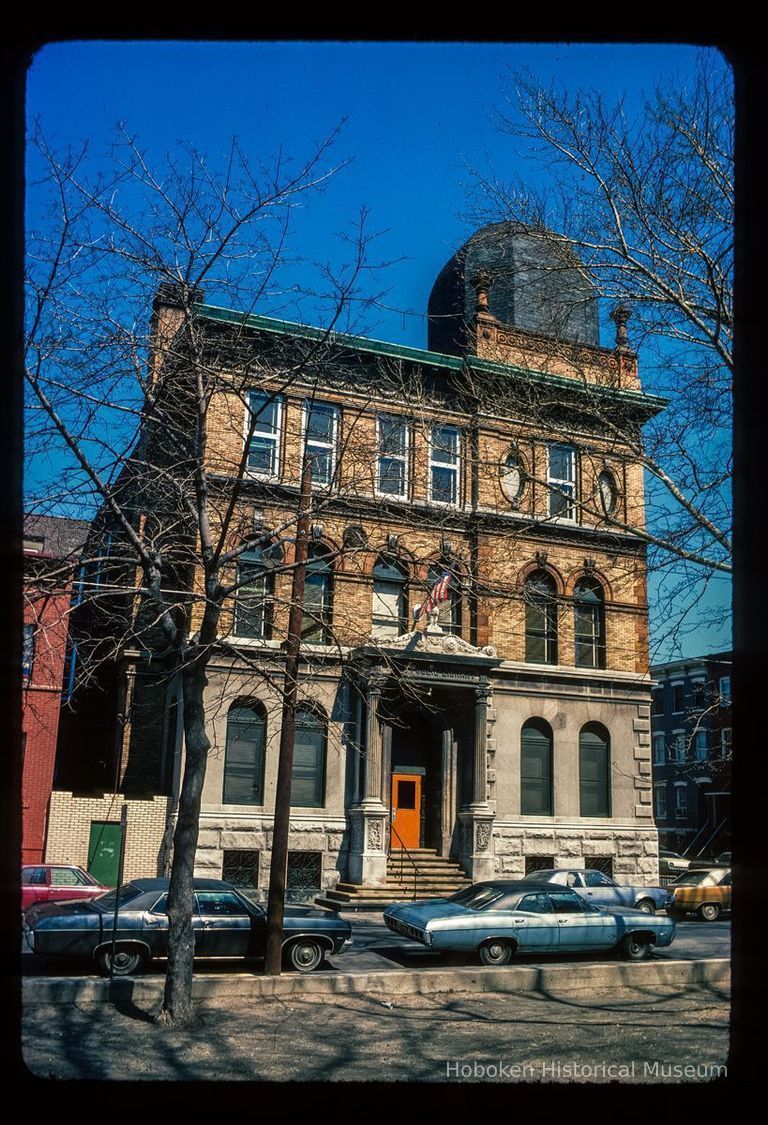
(521, 869, 671, 913)
(383, 881, 676, 965)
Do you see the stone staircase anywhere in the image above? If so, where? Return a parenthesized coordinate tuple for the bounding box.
(315, 848, 471, 911)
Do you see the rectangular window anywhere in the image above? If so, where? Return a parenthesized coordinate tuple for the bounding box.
(22, 623, 35, 678)
(720, 728, 732, 758)
(428, 424, 460, 506)
(377, 415, 409, 498)
(655, 786, 668, 820)
(247, 391, 283, 477)
(303, 400, 339, 487)
(652, 689, 664, 715)
(694, 730, 708, 761)
(719, 675, 731, 704)
(222, 850, 260, 890)
(286, 852, 323, 903)
(234, 562, 272, 639)
(672, 731, 686, 764)
(547, 443, 576, 520)
(292, 712, 326, 807)
(652, 734, 665, 766)
(674, 784, 688, 819)
(672, 684, 685, 713)
(585, 855, 614, 878)
(524, 855, 555, 876)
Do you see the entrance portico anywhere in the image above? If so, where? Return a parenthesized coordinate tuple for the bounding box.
(347, 618, 500, 887)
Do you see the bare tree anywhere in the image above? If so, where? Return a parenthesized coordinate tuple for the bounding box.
(465, 50, 733, 655)
(25, 122, 390, 1024)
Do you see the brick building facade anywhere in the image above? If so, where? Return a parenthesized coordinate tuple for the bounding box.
(22, 515, 88, 863)
(53, 222, 667, 898)
(650, 652, 732, 857)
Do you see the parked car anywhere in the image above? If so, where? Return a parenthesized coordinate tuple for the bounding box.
(23, 877, 351, 976)
(383, 881, 676, 965)
(22, 864, 108, 913)
(520, 868, 670, 913)
(658, 850, 692, 879)
(666, 867, 731, 921)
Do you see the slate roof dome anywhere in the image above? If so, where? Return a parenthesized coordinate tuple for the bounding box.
(427, 221, 599, 356)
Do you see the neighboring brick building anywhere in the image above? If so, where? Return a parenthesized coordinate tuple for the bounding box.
(650, 652, 732, 857)
(22, 515, 88, 863)
(60, 221, 667, 898)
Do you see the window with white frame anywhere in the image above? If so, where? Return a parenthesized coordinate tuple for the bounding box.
(22, 623, 35, 679)
(654, 785, 667, 820)
(377, 415, 409, 498)
(247, 391, 283, 477)
(719, 675, 731, 704)
(674, 783, 688, 819)
(428, 425, 460, 505)
(694, 730, 708, 761)
(672, 731, 686, 764)
(303, 401, 339, 487)
(720, 728, 732, 758)
(547, 443, 577, 520)
(652, 733, 665, 766)
(672, 683, 685, 713)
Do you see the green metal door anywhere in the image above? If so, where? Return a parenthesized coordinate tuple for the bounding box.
(87, 821, 122, 886)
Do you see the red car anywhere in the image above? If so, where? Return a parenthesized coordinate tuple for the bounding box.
(22, 864, 108, 913)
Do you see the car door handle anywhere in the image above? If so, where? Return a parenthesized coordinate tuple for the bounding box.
(558, 919, 569, 924)
(513, 918, 526, 924)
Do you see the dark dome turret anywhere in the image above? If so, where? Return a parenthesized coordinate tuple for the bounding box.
(427, 221, 599, 356)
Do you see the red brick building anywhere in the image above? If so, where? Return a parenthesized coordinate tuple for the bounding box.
(22, 516, 88, 863)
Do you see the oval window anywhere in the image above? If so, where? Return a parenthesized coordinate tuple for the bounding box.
(598, 470, 618, 517)
(500, 451, 527, 506)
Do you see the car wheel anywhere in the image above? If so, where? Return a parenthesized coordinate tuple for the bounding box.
(698, 903, 721, 922)
(284, 939, 324, 973)
(96, 946, 145, 977)
(636, 899, 655, 914)
(620, 934, 651, 961)
(478, 940, 514, 967)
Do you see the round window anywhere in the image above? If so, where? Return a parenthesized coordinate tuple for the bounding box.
(500, 451, 527, 506)
(598, 470, 618, 517)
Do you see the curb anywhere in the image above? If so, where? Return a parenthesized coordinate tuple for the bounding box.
(22, 957, 730, 1005)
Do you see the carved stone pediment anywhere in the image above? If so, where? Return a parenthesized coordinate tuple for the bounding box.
(366, 623, 497, 661)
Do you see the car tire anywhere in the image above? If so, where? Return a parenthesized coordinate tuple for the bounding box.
(284, 939, 324, 973)
(698, 903, 721, 922)
(478, 940, 515, 967)
(636, 899, 655, 915)
(620, 934, 651, 961)
(96, 946, 145, 978)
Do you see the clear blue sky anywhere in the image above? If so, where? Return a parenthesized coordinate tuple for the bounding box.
(26, 41, 732, 660)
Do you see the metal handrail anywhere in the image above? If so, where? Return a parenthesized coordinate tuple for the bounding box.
(389, 822, 421, 901)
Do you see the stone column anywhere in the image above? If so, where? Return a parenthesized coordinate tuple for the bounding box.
(460, 684, 496, 881)
(348, 678, 389, 887)
(472, 686, 491, 807)
(440, 728, 456, 858)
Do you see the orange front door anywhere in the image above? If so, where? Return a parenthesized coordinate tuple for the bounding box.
(390, 772, 422, 850)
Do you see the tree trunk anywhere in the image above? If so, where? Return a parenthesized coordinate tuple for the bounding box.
(158, 657, 210, 1025)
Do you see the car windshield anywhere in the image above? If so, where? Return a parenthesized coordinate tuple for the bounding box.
(447, 885, 504, 910)
(91, 884, 145, 911)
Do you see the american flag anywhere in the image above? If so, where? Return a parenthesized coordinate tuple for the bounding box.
(415, 571, 452, 621)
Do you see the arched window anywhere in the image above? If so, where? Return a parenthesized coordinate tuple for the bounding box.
(372, 556, 408, 638)
(579, 723, 611, 817)
(223, 703, 266, 805)
(234, 541, 283, 639)
(573, 577, 606, 669)
(524, 570, 558, 664)
(292, 708, 327, 808)
(521, 719, 553, 815)
(427, 563, 462, 635)
(302, 544, 333, 644)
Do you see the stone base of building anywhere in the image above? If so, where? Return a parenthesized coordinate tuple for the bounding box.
(491, 822, 660, 882)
